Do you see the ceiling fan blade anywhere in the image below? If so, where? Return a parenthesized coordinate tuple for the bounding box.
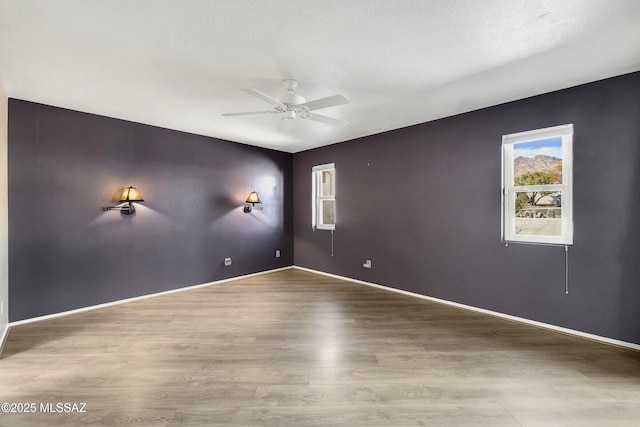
(241, 88, 283, 106)
(305, 113, 348, 128)
(299, 95, 349, 111)
(221, 110, 279, 116)
(278, 118, 294, 132)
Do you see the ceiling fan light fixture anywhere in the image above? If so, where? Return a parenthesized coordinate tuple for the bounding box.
(222, 79, 349, 130)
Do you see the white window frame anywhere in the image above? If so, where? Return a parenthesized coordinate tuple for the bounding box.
(502, 124, 573, 245)
(312, 163, 335, 231)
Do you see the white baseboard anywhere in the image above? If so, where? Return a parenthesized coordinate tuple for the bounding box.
(0, 324, 8, 357)
(294, 266, 640, 352)
(8, 266, 293, 328)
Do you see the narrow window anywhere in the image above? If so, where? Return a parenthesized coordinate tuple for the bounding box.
(312, 163, 335, 230)
(502, 124, 573, 245)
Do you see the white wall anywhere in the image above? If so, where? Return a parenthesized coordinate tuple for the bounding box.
(0, 83, 8, 352)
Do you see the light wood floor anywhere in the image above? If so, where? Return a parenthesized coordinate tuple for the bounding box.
(1, 269, 640, 426)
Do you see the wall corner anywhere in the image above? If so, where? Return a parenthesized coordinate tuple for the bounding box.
(0, 84, 8, 355)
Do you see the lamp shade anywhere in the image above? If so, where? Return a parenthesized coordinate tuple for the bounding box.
(120, 186, 144, 202)
(246, 191, 261, 204)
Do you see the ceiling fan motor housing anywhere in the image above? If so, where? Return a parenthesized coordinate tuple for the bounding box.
(279, 79, 305, 106)
(279, 93, 305, 105)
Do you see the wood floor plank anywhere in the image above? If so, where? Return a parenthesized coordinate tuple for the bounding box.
(253, 381, 566, 407)
(170, 404, 521, 427)
(503, 401, 640, 427)
(1, 268, 639, 426)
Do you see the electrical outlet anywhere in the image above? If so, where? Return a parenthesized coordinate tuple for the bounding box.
(275, 250, 281, 258)
(363, 260, 372, 269)
(224, 257, 232, 267)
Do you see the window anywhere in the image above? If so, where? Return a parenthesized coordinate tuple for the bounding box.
(312, 163, 335, 230)
(502, 124, 573, 245)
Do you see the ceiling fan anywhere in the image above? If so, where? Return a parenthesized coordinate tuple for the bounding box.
(222, 79, 349, 131)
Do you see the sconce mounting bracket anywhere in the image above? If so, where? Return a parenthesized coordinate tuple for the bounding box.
(244, 205, 264, 213)
(102, 202, 136, 215)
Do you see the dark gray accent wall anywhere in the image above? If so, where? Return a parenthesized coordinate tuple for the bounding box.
(293, 71, 640, 345)
(9, 100, 293, 322)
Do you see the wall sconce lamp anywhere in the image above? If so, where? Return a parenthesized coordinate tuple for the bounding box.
(103, 186, 144, 215)
(244, 191, 263, 213)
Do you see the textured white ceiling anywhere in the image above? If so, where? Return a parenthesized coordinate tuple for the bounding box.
(1, 0, 640, 153)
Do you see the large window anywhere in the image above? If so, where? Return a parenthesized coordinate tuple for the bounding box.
(312, 163, 335, 230)
(502, 124, 573, 245)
